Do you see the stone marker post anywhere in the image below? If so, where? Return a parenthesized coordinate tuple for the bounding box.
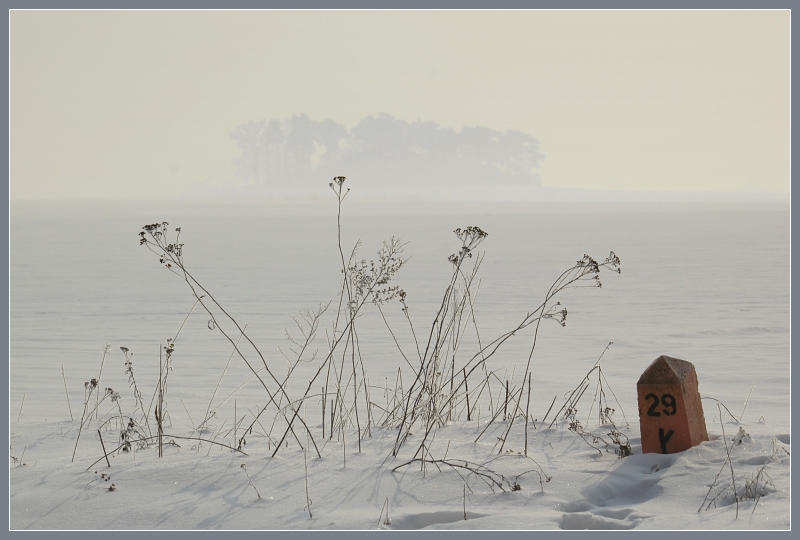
(637, 355, 708, 454)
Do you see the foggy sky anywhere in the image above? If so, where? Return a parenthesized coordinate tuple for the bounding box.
(10, 10, 790, 200)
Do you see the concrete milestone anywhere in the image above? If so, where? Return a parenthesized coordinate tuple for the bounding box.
(637, 355, 709, 454)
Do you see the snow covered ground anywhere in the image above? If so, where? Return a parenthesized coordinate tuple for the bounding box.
(9, 411, 791, 530)
(9, 199, 791, 530)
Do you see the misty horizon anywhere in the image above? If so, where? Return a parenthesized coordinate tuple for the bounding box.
(10, 11, 788, 201)
(10, 111, 790, 204)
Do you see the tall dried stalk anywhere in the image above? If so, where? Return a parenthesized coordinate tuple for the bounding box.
(140, 222, 321, 458)
(130, 175, 620, 499)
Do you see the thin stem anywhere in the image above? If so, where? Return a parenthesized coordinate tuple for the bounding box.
(62, 366, 73, 421)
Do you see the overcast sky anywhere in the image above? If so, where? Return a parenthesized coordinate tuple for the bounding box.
(10, 10, 789, 200)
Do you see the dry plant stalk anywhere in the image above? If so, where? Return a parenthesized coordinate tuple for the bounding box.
(62, 366, 74, 421)
(240, 463, 261, 499)
(125, 175, 624, 504)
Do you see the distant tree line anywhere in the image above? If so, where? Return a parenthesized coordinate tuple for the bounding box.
(230, 113, 543, 188)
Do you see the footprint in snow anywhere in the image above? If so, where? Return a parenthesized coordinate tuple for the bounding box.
(558, 453, 678, 529)
(389, 510, 486, 530)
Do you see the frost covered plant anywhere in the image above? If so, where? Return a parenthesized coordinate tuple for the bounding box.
(320, 175, 410, 454)
(73, 369, 126, 461)
(447, 226, 488, 266)
(10, 447, 26, 468)
(731, 426, 751, 446)
(140, 216, 322, 458)
(740, 464, 775, 506)
(699, 421, 782, 517)
(104, 387, 123, 423)
(119, 417, 149, 453)
(130, 174, 622, 502)
(121, 346, 150, 435)
(541, 302, 568, 327)
(345, 237, 407, 311)
(105, 387, 121, 403)
(392, 454, 550, 494)
(390, 240, 622, 459)
(87, 471, 112, 487)
(153, 339, 177, 458)
(377, 497, 391, 526)
(71, 379, 99, 462)
(93, 343, 112, 418)
(257, 174, 413, 459)
(240, 463, 261, 499)
(548, 342, 630, 457)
